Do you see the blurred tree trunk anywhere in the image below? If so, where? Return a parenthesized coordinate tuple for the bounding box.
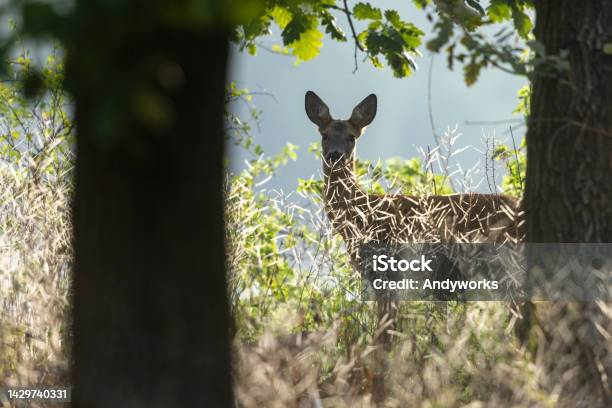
(524, 0, 612, 404)
(69, 2, 231, 406)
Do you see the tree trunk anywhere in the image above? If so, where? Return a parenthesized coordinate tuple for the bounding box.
(69, 3, 231, 406)
(524, 0, 612, 404)
(526, 1, 612, 242)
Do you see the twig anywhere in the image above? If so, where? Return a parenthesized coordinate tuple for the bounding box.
(427, 54, 439, 146)
(427, 56, 458, 193)
(256, 42, 293, 59)
(427, 145, 437, 195)
(483, 55, 523, 76)
(340, 0, 365, 73)
(491, 132, 497, 193)
(484, 137, 493, 193)
(509, 125, 523, 192)
(464, 118, 524, 126)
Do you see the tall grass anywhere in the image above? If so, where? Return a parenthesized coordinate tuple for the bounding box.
(0, 48, 73, 396)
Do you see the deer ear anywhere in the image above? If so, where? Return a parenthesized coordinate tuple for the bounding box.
(349, 94, 377, 130)
(305, 91, 332, 128)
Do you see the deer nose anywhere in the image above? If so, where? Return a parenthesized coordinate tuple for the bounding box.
(326, 152, 343, 163)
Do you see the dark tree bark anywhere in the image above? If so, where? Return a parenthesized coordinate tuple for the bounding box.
(68, 3, 231, 406)
(526, 1, 612, 242)
(524, 1, 612, 404)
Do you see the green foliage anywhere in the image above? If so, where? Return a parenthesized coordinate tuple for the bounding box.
(434, 0, 533, 39)
(225, 82, 262, 153)
(427, 16, 455, 53)
(355, 5, 424, 76)
(237, 3, 332, 63)
(427, 0, 534, 84)
(492, 138, 525, 197)
(459, 28, 528, 85)
(229, 0, 540, 83)
(509, 4, 532, 39)
(487, 0, 512, 22)
(487, 0, 533, 39)
(432, 0, 484, 31)
(297, 143, 452, 198)
(272, 7, 323, 61)
(226, 127, 367, 343)
(412, 0, 432, 9)
(0, 43, 73, 182)
(321, 12, 347, 42)
(513, 84, 531, 118)
(465, 0, 485, 17)
(353, 3, 382, 21)
(355, 157, 453, 195)
(492, 85, 530, 197)
(234, 0, 424, 77)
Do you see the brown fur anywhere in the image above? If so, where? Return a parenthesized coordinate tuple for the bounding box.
(323, 161, 524, 267)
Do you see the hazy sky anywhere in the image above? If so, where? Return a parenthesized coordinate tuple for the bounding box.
(228, 1, 527, 194)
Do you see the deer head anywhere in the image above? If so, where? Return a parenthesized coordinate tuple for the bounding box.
(305, 91, 377, 167)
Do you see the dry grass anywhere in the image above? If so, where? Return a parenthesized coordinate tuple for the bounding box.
(0, 161, 72, 400)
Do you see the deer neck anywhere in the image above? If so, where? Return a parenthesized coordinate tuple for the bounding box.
(322, 156, 368, 238)
(323, 157, 363, 203)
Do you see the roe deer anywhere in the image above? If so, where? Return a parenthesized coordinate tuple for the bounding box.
(305, 90, 524, 402)
(305, 90, 523, 261)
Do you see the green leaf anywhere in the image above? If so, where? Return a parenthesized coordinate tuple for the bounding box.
(281, 12, 312, 45)
(446, 42, 456, 70)
(271, 44, 290, 55)
(321, 13, 346, 41)
(290, 26, 323, 61)
(241, 19, 271, 42)
(270, 6, 292, 29)
(399, 26, 424, 49)
(487, 0, 511, 22)
(366, 31, 402, 54)
(356, 11, 424, 77)
(511, 6, 532, 39)
(370, 56, 383, 68)
(367, 20, 383, 31)
(384, 10, 402, 29)
(464, 61, 481, 86)
(353, 3, 382, 21)
(412, 0, 430, 9)
(426, 17, 453, 52)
